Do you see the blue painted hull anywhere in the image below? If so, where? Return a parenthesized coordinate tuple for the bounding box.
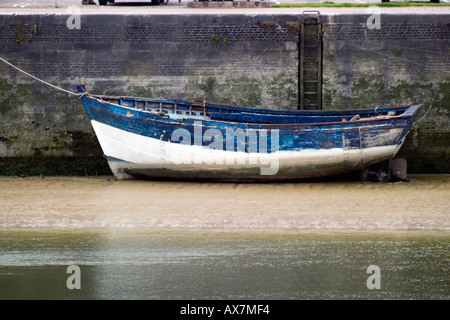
(77, 84, 422, 181)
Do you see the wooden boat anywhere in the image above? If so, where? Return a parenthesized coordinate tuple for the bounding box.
(77, 83, 422, 181)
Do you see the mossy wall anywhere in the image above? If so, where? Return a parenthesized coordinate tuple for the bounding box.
(322, 14, 450, 173)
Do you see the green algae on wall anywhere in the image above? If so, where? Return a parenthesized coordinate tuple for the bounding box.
(0, 78, 109, 176)
(323, 72, 450, 173)
(0, 156, 110, 177)
(0, 79, 13, 115)
(0, 79, 102, 157)
(183, 72, 298, 110)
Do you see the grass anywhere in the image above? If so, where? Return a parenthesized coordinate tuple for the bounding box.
(272, 2, 450, 8)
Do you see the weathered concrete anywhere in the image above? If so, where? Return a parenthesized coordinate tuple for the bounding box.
(321, 13, 450, 173)
(0, 8, 449, 175)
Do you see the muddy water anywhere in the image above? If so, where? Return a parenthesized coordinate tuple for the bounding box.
(0, 175, 448, 300)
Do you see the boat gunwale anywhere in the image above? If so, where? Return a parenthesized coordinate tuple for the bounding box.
(92, 93, 413, 115)
(86, 93, 422, 129)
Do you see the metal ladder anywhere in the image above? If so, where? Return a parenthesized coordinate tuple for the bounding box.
(299, 11, 323, 110)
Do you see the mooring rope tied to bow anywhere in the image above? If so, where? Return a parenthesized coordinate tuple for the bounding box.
(0, 56, 82, 97)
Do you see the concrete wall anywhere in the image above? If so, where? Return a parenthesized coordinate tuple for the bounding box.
(0, 12, 448, 175)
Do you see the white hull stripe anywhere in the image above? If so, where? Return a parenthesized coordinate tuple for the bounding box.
(92, 120, 401, 180)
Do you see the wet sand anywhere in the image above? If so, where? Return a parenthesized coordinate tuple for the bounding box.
(0, 174, 448, 233)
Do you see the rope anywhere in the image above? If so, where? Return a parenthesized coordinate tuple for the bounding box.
(414, 90, 438, 125)
(415, 103, 434, 124)
(0, 56, 81, 96)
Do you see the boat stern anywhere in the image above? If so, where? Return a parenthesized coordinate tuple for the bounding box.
(398, 104, 423, 142)
(392, 104, 423, 157)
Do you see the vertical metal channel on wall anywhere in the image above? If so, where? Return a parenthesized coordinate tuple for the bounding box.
(299, 11, 323, 110)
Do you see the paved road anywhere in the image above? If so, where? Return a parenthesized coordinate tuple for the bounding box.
(2, 0, 439, 9)
(0, 0, 449, 14)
